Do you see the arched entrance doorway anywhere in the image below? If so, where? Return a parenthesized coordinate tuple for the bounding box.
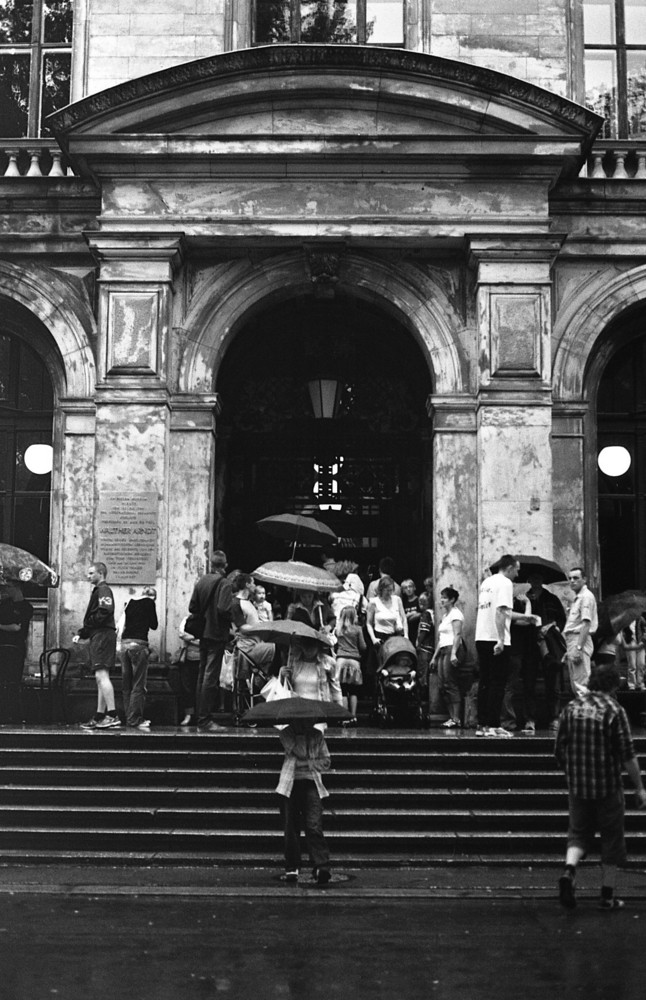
(596, 314, 646, 595)
(0, 318, 54, 598)
(214, 293, 434, 582)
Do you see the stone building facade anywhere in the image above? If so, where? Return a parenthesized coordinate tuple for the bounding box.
(1, 1, 645, 659)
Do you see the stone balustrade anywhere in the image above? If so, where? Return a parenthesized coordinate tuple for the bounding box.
(580, 141, 646, 180)
(1, 141, 75, 178)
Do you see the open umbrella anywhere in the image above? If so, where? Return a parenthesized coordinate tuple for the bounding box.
(490, 555, 566, 585)
(596, 590, 646, 640)
(253, 560, 343, 594)
(257, 514, 337, 559)
(0, 544, 58, 586)
(241, 619, 334, 647)
(243, 695, 351, 726)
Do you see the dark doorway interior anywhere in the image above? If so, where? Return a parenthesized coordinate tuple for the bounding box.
(214, 293, 433, 583)
(597, 333, 646, 595)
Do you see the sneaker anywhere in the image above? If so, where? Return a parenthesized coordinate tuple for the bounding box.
(475, 727, 486, 737)
(442, 718, 459, 728)
(284, 870, 299, 883)
(137, 720, 151, 730)
(559, 873, 576, 909)
(80, 715, 104, 730)
(179, 714, 194, 727)
(95, 715, 121, 729)
(598, 896, 625, 910)
(522, 721, 536, 735)
(486, 727, 513, 738)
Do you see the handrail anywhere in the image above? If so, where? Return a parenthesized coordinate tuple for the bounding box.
(0, 139, 76, 178)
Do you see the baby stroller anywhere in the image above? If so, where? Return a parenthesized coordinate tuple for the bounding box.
(375, 635, 424, 727)
(232, 640, 275, 726)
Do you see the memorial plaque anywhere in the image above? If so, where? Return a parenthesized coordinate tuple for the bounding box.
(96, 492, 158, 584)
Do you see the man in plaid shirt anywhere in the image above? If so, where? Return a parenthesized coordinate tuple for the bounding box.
(555, 664, 646, 909)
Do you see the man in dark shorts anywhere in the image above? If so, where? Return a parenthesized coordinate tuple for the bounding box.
(555, 663, 646, 909)
(73, 561, 120, 730)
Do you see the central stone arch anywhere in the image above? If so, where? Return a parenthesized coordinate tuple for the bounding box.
(179, 251, 466, 396)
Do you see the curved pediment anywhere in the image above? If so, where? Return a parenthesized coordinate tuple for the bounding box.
(51, 45, 600, 143)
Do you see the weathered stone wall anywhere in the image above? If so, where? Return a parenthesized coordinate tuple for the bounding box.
(430, 0, 571, 97)
(84, 0, 227, 95)
(81, 0, 571, 100)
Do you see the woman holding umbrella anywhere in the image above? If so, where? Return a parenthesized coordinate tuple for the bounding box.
(280, 631, 343, 706)
(279, 630, 341, 885)
(287, 589, 336, 634)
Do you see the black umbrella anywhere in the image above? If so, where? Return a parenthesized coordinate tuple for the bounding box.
(242, 696, 351, 726)
(596, 591, 646, 641)
(240, 619, 334, 647)
(490, 555, 567, 585)
(257, 514, 337, 558)
(0, 543, 58, 587)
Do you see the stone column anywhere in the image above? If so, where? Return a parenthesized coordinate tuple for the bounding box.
(56, 400, 96, 646)
(428, 394, 478, 635)
(552, 402, 592, 580)
(165, 393, 220, 659)
(470, 237, 563, 571)
(87, 233, 185, 658)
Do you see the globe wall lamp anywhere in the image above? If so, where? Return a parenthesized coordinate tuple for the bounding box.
(598, 445, 631, 477)
(24, 443, 53, 475)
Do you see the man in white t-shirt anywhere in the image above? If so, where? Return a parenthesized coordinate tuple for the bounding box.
(475, 555, 537, 738)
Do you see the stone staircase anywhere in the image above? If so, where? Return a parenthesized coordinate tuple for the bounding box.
(1, 728, 645, 866)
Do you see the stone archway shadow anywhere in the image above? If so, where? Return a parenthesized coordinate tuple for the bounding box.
(0, 261, 96, 398)
(178, 251, 467, 396)
(553, 263, 646, 402)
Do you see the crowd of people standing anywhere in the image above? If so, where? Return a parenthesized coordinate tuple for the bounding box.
(66, 549, 646, 738)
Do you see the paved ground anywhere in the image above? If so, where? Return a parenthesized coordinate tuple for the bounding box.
(0, 863, 645, 999)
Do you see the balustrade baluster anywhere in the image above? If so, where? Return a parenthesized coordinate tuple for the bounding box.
(3, 150, 21, 177)
(48, 150, 65, 177)
(612, 150, 629, 179)
(26, 151, 43, 177)
(591, 154, 606, 179)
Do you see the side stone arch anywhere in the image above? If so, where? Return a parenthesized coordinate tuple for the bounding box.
(178, 252, 466, 396)
(0, 261, 96, 398)
(552, 264, 646, 401)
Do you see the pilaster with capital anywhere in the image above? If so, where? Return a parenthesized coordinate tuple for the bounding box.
(84, 234, 186, 657)
(470, 237, 563, 569)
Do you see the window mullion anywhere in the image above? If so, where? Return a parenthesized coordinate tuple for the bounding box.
(27, 0, 45, 137)
(616, 0, 629, 137)
(292, 0, 301, 42)
(357, 0, 367, 44)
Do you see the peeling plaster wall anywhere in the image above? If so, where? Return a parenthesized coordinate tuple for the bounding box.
(477, 405, 553, 560)
(59, 417, 97, 645)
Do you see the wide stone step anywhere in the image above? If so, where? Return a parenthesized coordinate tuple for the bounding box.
(0, 785, 570, 808)
(1, 825, 646, 857)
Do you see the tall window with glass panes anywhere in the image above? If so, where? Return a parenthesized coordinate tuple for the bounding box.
(584, 0, 646, 137)
(0, 0, 72, 137)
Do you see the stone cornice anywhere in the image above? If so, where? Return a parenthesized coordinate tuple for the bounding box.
(50, 45, 601, 142)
